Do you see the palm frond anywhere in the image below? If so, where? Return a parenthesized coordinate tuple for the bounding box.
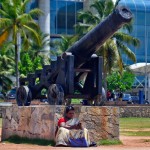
(117, 41, 136, 63)
(0, 18, 12, 29)
(23, 24, 41, 46)
(21, 0, 31, 12)
(0, 9, 9, 18)
(122, 21, 133, 33)
(104, 0, 114, 17)
(114, 32, 140, 47)
(90, 0, 105, 18)
(17, 13, 32, 23)
(24, 21, 40, 31)
(28, 8, 44, 18)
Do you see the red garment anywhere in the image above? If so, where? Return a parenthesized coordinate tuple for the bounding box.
(58, 117, 67, 127)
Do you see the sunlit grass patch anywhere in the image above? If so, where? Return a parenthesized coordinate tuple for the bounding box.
(120, 117, 150, 129)
(120, 117, 150, 136)
(98, 139, 122, 145)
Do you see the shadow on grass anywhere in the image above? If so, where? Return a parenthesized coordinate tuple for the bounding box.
(98, 139, 122, 146)
(4, 135, 55, 146)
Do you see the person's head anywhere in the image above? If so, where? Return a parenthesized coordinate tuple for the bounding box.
(65, 106, 75, 119)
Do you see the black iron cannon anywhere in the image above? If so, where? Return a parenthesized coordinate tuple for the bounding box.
(16, 6, 132, 106)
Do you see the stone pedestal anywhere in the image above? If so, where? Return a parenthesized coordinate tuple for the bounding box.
(2, 105, 119, 142)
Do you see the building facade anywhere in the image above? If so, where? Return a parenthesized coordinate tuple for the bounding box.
(119, 0, 150, 64)
(27, 0, 150, 64)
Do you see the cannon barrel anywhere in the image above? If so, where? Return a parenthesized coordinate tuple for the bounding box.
(66, 6, 133, 67)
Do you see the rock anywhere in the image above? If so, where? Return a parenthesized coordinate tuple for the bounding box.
(2, 105, 119, 142)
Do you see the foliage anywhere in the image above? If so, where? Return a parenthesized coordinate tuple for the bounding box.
(19, 53, 43, 77)
(120, 117, 150, 136)
(0, 0, 43, 87)
(106, 70, 135, 92)
(52, 35, 79, 55)
(75, 0, 140, 73)
(98, 139, 122, 145)
(4, 135, 55, 146)
(120, 117, 150, 129)
(121, 131, 150, 136)
(27, 32, 50, 65)
(0, 42, 15, 93)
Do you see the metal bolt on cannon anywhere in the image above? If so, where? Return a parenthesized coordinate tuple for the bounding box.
(16, 6, 133, 106)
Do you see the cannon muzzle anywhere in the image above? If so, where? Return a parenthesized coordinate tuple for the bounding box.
(66, 6, 133, 67)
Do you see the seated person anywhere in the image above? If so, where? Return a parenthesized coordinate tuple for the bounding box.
(55, 106, 92, 147)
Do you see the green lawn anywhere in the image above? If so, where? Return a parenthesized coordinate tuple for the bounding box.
(71, 99, 81, 104)
(98, 139, 122, 146)
(0, 99, 4, 103)
(120, 117, 150, 136)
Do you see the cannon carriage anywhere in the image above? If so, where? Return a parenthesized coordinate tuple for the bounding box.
(16, 6, 133, 106)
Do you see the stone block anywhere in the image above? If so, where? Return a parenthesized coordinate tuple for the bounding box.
(2, 105, 119, 142)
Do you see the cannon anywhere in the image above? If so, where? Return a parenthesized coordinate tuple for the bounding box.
(16, 6, 132, 106)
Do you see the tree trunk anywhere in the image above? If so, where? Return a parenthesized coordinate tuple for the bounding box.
(15, 44, 19, 88)
(15, 33, 21, 88)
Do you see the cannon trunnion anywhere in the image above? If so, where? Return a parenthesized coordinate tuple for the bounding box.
(17, 6, 133, 106)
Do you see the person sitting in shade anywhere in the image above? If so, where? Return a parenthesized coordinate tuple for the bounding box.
(55, 106, 96, 147)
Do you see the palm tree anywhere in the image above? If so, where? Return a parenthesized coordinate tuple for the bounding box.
(26, 32, 50, 60)
(0, 0, 43, 87)
(0, 42, 15, 93)
(58, 35, 79, 53)
(76, 0, 139, 72)
(50, 35, 79, 58)
(75, 0, 140, 90)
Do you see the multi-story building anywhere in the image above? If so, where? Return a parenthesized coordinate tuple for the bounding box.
(118, 0, 150, 100)
(119, 0, 150, 64)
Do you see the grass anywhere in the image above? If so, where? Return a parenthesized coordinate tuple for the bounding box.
(120, 117, 150, 129)
(4, 135, 55, 146)
(98, 139, 122, 145)
(120, 117, 150, 136)
(71, 99, 81, 104)
(121, 131, 150, 136)
(0, 99, 4, 102)
(0, 118, 2, 128)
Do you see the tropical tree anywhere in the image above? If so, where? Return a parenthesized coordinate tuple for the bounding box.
(75, 0, 140, 90)
(0, 42, 15, 93)
(76, 0, 139, 71)
(107, 70, 135, 92)
(19, 53, 43, 77)
(26, 32, 50, 60)
(0, 0, 43, 87)
(51, 35, 79, 56)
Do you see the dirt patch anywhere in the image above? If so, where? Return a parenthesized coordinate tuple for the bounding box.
(121, 128, 150, 132)
(0, 127, 150, 150)
(120, 135, 150, 147)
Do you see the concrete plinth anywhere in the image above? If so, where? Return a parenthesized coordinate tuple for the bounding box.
(2, 105, 119, 142)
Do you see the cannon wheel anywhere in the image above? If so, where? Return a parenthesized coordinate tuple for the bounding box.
(47, 84, 64, 105)
(16, 86, 32, 106)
